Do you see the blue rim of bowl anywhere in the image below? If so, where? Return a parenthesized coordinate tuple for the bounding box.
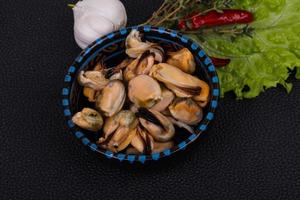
(62, 26, 220, 164)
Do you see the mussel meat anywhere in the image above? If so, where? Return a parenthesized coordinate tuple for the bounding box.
(166, 48, 196, 74)
(128, 75, 162, 108)
(151, 87, 175, 112)
(169, 98, 203, 125)
(137, 108, 175, 142)
(150, 63, 210, 107)
(95, 80, 126, 117)
(124, 51, 155, 81)
(131, 126, 154, 154)
(72, 108, 103, 132)
(125, 30, 165, 62)
(98, 110, 138, 152)
(78, 70, 109, 91)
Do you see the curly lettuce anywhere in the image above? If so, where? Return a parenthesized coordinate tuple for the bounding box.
(191, 0, 300, 98)
(296, 69, 300, 79)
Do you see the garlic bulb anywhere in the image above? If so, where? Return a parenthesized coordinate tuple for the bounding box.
(73, 0, 127, 49)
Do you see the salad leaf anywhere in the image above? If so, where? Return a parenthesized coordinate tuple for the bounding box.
(296, 69, 300, 79)
(190, 0, 300, 98)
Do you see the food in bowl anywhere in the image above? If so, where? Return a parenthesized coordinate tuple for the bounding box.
(71, 30, 210, 154)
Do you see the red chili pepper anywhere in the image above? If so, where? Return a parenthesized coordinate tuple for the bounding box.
(178, 20, 187, 30)
(178, 12, 198, 30)
(178, 9, 254, 30)
(210, 57, 231, 67)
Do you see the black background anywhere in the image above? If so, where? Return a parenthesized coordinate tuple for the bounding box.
(1, 0, 300, 199)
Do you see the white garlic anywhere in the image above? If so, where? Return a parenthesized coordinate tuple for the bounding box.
(73, 0, 127, 49)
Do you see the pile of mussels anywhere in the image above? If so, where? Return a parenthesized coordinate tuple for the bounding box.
(72, 30, 210, 154)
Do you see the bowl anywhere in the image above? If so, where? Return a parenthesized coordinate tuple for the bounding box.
(62, 26, 220, 163)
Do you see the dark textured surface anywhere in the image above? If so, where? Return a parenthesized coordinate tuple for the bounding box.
(1, 0, 300, 199)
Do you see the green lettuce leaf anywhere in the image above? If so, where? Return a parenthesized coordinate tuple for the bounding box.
(296, 69, 300, 79)
(190, 0, 300, 98)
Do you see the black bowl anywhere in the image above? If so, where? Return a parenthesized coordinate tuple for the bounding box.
(62, 26, 220, 163)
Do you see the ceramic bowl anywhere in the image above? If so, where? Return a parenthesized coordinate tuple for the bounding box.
(62, 26, 220, 163)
